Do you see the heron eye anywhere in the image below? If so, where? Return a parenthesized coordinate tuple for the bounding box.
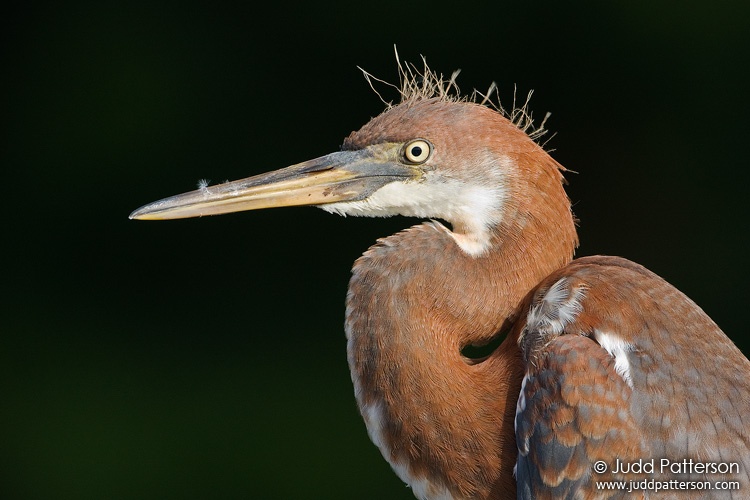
(404, 140, 431, 164)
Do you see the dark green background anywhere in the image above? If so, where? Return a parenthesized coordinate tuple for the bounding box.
(4, 2, 749, 499)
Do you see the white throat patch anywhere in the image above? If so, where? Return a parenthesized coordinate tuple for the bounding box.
(319, 155, 509, 257)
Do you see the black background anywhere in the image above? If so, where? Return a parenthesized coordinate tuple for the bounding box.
(4, 2, 749, 499)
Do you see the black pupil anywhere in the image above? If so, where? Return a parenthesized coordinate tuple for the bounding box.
(411, 146, 423, 157)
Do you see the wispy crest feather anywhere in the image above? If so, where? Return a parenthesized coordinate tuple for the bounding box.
(358, 46, 552, 144)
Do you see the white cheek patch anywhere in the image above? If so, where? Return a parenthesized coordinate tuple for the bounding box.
(319, 160, 507, 258)
(320, 179, 451, 219)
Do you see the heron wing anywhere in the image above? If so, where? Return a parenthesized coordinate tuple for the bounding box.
(515, 334, 647, 499)
(514, 256, 750, 498)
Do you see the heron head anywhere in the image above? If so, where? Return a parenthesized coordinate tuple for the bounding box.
(131, 85, 564, 256)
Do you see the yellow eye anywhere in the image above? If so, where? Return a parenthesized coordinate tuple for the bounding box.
(404, 139, 431, 164)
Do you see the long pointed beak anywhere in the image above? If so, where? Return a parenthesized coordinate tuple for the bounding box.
(130, 148, 419, 220)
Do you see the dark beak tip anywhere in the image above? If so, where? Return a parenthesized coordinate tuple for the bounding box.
(129, 203, 157, 220)
(129, 207, 145, 220)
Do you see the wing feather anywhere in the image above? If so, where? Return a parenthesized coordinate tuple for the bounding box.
(515, 256, 750, 498)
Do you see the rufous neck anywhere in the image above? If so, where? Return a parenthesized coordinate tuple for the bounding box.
(345, 151, 577, 498)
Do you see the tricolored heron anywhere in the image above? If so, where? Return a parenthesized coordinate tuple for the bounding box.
(131, 60, 750, 498)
